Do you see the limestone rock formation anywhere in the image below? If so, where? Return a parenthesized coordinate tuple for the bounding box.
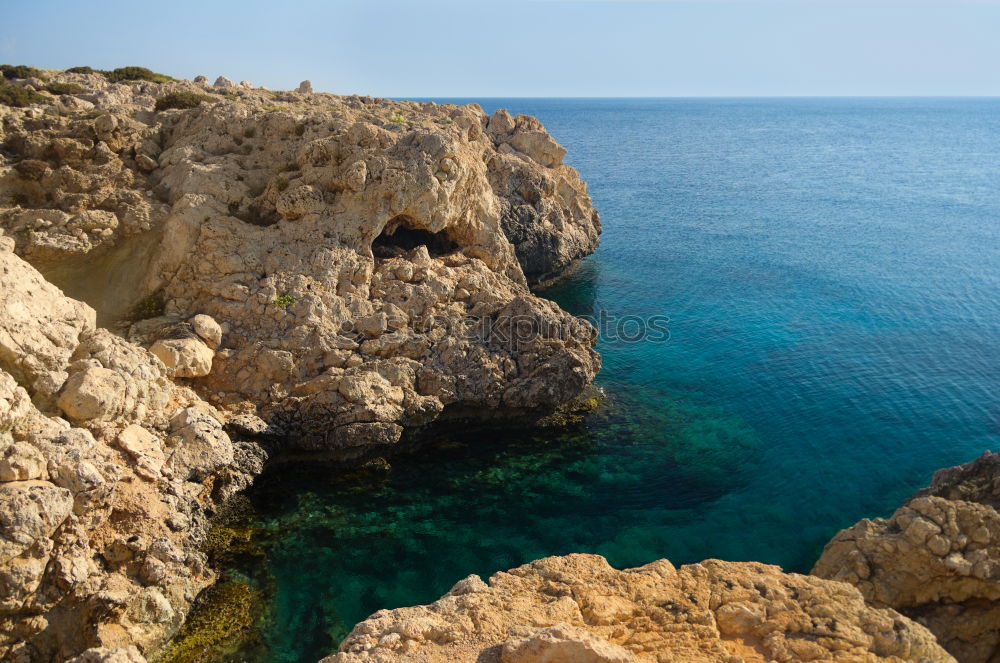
(326, 553, 953, 663)
(486, 109, 600, 285)
(0, 66, 602, 661)
(0, 67, 602, 453)
(814, 452, 1000, 663)
(0, 244, 257, 662)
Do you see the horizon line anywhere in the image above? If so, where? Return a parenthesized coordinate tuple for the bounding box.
(390, 94, 1000, 100)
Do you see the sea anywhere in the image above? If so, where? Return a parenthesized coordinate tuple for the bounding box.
(218, 98, 1000, 662)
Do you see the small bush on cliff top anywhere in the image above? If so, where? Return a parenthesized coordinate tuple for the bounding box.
(0, 82, 49, 108)
(102, 66, 173, 84)
(45, 81, 84, 95)
(65, 66, 96, 75)
(155, 91, 214, 112)
(1, 64, 45, 80)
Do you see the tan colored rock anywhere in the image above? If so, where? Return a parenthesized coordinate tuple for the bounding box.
(0, 251, 246, 661)
(814, 451, 1000, 663)
(149, 337, 214, 378)
(164, 407, 234, 480)
(115, 425, 165, 480)
(0, 251, 96, 400)
(0, 442, 46, 481)
(67, 647, 147, 663)
(57, 366, 126, 421)
(327, 554, 953, 663)
(0, 480, 73, 562)
(189, 314, 223, 350)
(501, 623, 636, 663)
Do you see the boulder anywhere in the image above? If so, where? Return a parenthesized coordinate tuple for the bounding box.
(56, 366, 126, 421)
(189, 314, 223, 349)
(149, 337, 214, 378)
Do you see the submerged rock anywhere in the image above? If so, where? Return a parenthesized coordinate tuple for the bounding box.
(814, 451, 1000, 663)
(327, 553, 953, 663)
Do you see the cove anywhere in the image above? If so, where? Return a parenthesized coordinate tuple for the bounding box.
(217, 98, 1000, 663)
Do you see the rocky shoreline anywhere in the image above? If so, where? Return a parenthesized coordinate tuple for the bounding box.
(0, 65, 599, 662)
(0, 67, 997, 663)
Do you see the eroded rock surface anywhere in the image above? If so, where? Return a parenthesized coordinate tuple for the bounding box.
(326, 553, 953, 663)
(1, 68, 601, 454)
(0, 237, 258, 661)
(814, 452, 1000, 663)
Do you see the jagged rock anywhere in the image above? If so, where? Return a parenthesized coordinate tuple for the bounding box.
(297, 80, 313, 94)
(192, 75, 208, 85)
(0, 250, 96, 401)
(327, 554, 953, 663)
(486, 110, 601, 284)
(814, 451, 1000, 663)
(164, 407, 234, 480)
(0, 251, 247, 662)
(213, 76, 234, 88)
(0, 480, 73, 561)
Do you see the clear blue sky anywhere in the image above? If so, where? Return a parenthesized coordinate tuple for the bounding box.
(4, 0, 1000, 97)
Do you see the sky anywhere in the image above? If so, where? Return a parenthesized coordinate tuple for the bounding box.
(3, 0, 1000, 97)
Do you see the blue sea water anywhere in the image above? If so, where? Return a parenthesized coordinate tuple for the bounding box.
(226, 98, 1000, 662)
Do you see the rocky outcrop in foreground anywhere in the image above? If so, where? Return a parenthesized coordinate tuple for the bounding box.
(326, 553, 954, 663)
(814, 452, 1000, 663)
(0, 242, 260, 661)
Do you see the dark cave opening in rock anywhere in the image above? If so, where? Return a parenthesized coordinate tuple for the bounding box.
(372, 217, 459, 259)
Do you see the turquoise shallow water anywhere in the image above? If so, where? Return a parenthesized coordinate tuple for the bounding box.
(226, 99, 1000, 662)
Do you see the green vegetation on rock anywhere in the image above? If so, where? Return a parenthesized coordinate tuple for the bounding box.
(0, 82, 49, 107)
(45, 81, 84, 95)
(102, 66, 173, 83)
(155, 91, 215, 112)
(0, 64, 45, 80)
(150, 583, 263, 663)
(273, 294, 297, 310)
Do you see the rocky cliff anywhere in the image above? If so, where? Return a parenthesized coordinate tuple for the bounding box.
(0, 67, 600, 662)
(1, 67, 601, 453)
(326, 553, 954, 663)
(814, 452, 1000, 663)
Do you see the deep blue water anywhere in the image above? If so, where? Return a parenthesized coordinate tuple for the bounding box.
(227, 99, 1000, 662)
